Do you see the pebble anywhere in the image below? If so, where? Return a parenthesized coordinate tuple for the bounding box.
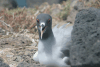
(6, 54, 13, 57)
(31, 42, 37, 46)
(25, 51, 30, 55)
(35, 35, 39, 39)
(16, 56, 22, 62)
(32, 39, 35, 42)
(0, 50, 4, 54)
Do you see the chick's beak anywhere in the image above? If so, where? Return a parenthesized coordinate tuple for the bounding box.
(40, 25, 46, 39)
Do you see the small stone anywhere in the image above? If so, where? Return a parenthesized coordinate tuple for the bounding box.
(15, 56, 22, 62)
(31, 42, 37, 46)
(6, 54, 13, 57)
(0, 57, 3, 62)
(25, 51, 30, 55)
(32, 39, 35, 42)
(35, 35, 39, 39)
(0, 50, 4, 54)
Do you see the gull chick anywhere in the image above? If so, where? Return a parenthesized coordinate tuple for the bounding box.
(33, 13, 73, 67)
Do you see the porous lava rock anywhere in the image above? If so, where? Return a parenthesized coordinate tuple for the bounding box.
(70, 8, 100, 67)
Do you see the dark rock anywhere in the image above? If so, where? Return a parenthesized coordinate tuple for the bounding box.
(0, 0, 17, 10)
(0, 57, 3, 62)
(14, 56, 22, 62)
(0, 57, 9, 67)
(70, 8, 100, 67)
(8, 0, 18, 9)
(0, 28, 6, 35)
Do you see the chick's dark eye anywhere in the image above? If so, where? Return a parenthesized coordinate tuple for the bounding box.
(37, 19, 39, 23)
(48, 19, 50, 23)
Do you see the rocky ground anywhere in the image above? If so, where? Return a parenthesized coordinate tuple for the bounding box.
(0, 0, 100, 67)
(0, 18, 72, 67)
